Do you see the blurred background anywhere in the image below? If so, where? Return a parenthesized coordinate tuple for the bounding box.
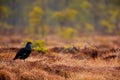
(0, 0, 120, 39)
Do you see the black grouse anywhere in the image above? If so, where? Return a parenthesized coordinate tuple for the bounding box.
(13, 42, 32, 61)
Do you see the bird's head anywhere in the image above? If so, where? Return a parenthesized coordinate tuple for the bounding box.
(27, 42, 32, 44)
(25, 42, 32, 50)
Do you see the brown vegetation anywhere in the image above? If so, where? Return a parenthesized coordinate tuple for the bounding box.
(0, 36, 120, 80)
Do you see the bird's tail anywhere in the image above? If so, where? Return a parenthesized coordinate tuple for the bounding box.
(13, 57, 16, 60)
(13, 51, 20, 60)
(13, 54, 18, 60)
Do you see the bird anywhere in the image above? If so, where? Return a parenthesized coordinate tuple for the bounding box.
(13, 42, 32, 61)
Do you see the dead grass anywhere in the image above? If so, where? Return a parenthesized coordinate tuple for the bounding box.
(0, 36, 120, 80)
(0, 70, 16, 80)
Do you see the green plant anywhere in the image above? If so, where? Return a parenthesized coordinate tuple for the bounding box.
(52, 9, 78, 26)
(57, 27, 77, 39)
(32, 40, 48, 53)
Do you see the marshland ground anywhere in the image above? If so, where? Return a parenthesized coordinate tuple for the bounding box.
(0, 35, 120, 80)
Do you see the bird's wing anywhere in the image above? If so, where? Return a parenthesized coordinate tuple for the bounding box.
(13, 48, 27, 60)
(20, 49, 31, 59)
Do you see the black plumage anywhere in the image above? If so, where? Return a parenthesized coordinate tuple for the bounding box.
(13, 42, 32, 61)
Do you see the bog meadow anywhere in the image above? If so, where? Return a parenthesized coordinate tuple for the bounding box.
(0, 0, 120, 80)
